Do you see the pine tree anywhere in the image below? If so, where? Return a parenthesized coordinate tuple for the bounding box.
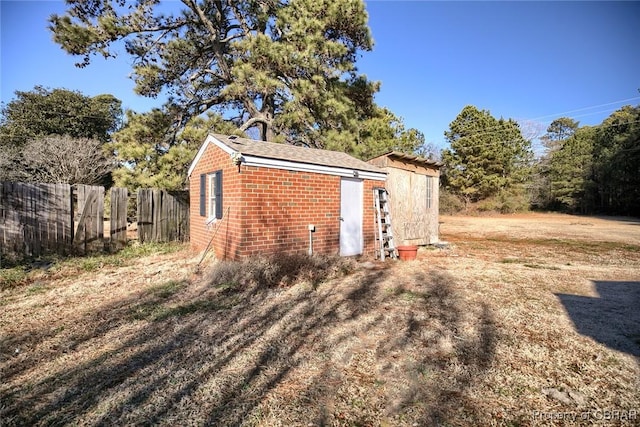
(50, 0, 378, 147)
(323, 106, 424, 160)
(441, 105, 532, 205)
(546, 126, 595, 212)
(592, 105, 640, 215)
(108, 111, 239, 190)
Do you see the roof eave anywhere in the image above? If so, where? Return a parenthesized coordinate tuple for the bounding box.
(187, 134, 236, 178)
(241, 154, 386, 180)
(188, 134, 386, 180)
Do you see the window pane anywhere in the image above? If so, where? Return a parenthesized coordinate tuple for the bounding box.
(208, 173, 216, 217)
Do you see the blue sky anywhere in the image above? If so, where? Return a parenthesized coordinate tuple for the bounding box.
(1, 1, 639, 152)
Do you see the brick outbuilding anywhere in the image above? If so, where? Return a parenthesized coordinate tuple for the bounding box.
(187, 134, 387, 260)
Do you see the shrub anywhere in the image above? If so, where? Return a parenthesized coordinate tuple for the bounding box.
(439, 189, 466, 214)
(207, 253, 356, 289)
(476, 188, 531, 214)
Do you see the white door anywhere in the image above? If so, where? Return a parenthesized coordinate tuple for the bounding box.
(340, 178, 363, 256)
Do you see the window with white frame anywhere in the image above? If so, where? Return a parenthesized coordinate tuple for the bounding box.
(208, 173, 217, 218)
(426, 175, 433, 210)
(199, 170, 223, 219)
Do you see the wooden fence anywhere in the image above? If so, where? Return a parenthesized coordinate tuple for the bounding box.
(137, 189, 189, 244)
(73, 185, 105, 254)
(110, 187, 128, 249)
(1, 182, 71, 257)
(0, 182, 189, 260)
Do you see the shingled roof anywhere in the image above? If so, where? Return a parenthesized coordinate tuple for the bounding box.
(368, 151, 443, 168)
(207, 134, 385, 174)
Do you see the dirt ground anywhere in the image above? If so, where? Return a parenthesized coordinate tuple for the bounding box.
(1, 213, 639, 426)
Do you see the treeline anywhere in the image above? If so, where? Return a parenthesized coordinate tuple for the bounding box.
(2, 86, 637, 218)
(0, 86, 120, 186)
(440, 104, 640, 217)
(536, 108, 639, 216)
(2, 0, 635, 218)
(0, 87, 240, 189)
(3, 0, 432, 190)
(0, 86, 428, 191)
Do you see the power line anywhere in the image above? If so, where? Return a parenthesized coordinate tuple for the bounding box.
(528, 96, 640, 122)
(433, 97, 640, 147)
(441, 118, 640, 156)
(440, 102, 640, 147)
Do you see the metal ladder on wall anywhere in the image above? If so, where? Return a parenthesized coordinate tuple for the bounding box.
(374, 187, 397, 260)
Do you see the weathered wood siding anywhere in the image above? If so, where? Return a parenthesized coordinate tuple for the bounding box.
(386, 169, 426, 245)
(369, 155, 440, 246)
(427, 175, 439, 243)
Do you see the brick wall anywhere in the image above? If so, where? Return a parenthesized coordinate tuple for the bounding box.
(236, 166, 341, 258)
(190, 142, 382, 260)
(189, 142, 244, 259)
(362, 179, 380, 258)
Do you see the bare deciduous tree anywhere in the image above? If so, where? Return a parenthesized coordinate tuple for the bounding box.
(1, 135, 114, 184)
(0, 145, 23, 182)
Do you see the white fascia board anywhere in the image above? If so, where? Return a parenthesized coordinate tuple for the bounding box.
(242, 155, 386, 181)
(187, 134, 237, 178)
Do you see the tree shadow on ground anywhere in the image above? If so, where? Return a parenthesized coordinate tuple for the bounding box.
(1, 255, 499, 426)
(556, 280, 640, 357)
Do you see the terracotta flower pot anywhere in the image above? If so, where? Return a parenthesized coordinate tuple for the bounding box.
(397, 245, 418, 261)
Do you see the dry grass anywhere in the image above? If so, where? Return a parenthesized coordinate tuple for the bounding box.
(1, 214, 639, 426)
